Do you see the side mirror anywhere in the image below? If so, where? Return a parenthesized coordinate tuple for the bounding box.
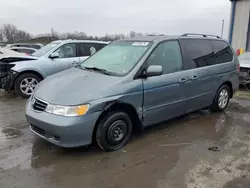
(144, 65, 163, 77)
(50, 52, 59, 59)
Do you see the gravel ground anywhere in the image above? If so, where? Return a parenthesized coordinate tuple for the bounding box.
(1, 91, 250, 188)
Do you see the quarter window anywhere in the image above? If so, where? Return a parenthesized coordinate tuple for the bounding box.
(210, 40, 233, 64)
(54, 43, 76, 58)
(146, 41, 183, 74)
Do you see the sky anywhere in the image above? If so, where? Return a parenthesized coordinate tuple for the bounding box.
(0, 0, 231, 38)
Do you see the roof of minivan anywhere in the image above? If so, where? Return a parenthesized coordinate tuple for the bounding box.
(120, 35, 178, 42)
(119, 35, 226, 43)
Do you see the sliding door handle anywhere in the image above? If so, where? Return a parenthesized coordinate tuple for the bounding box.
(179, 78, 187, 83)
(192, 75, 199, 80)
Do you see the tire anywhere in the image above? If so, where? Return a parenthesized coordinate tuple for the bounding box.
(96, 111, 133, 152)
(14, 73, 41, 98)
(211, 85, 231, 112)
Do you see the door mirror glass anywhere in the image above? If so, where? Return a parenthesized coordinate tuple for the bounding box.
(50, 52, 59, 59)
(144, 65, 163, 77)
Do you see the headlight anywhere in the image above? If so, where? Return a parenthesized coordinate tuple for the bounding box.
(45, 104, 90, 117)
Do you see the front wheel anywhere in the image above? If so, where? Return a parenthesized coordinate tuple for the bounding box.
(211, 85, 231, 112)
(14, 73, 41, 98)
(96, 111, 132, 152)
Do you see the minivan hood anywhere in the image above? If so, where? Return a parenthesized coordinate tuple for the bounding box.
(239, 60, 250, 68)
(35, 68, 120, 105)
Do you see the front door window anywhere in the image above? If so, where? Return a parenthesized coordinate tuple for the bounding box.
(54, 43, 76, 58)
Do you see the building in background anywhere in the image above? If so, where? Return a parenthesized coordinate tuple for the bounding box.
(229, 0, 250, 53)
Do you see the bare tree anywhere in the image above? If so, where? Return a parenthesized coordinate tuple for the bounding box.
(0, 30, 3, 41)
(129, 31, 136, 38)
(16, 30, 31, 41)
(1, 24, 18, 43)
(1, 24, 31, 43)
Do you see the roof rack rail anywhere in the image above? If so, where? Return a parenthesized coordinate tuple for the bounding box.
(181, 33, 221, 39)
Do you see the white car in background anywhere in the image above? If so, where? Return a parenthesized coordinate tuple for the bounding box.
(0, 47, 26, 57)
(6, 43, 44, 50)
(9, 47, 37, 55)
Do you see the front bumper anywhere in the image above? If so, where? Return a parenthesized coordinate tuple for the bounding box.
(25, 98, 102, 148)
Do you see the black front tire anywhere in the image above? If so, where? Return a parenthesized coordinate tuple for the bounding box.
(96, 111, 132, 152)
(211, 85, 231, 112)
(14, 73, 41, 98)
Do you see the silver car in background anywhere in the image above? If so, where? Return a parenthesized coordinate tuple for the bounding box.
(0, 40, 108, 97)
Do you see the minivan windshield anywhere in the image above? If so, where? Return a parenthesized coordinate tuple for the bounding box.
(32, 41, 61, 57)
(80, 41, 152, 76)
(239, 52, 250, 61)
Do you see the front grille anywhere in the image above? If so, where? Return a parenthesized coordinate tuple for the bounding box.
(33, 97, 48, 112)
(31, 125, 45, 136)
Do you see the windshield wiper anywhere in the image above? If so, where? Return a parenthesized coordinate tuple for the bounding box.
(81, 66, 113, 75)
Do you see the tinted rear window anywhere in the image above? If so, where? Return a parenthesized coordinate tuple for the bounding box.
(210, 40, 233, 64)
(180, 39, 215, 69)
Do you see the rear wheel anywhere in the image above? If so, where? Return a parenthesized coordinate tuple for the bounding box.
(14, 73, 41, 98)
(211, 85, 231, 112)
(96, 111, 132, 152)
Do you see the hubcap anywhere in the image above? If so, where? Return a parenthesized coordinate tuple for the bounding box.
(218, 89, 229, 109)
(107, 120, 128, 145)
(20, 77, 38, 95)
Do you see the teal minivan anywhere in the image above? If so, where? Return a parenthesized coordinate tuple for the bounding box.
(26, 34, 239, 151)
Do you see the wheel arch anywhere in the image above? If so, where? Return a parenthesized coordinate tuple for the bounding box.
(92, 100, 143, 143)
(220, 81, 233, 98)
(12, 70, 44, 89)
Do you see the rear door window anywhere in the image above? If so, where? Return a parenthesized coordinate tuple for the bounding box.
(96, 43, 107, 50)
(180, 39, 215, 69)
(77, 43, 107, 57)
(77, 43, 96, 57)
(210, 40, 233, 64)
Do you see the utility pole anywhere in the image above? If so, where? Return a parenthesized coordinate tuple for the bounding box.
(51, 28, 54, 37)
(221, 19, 225, 38)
